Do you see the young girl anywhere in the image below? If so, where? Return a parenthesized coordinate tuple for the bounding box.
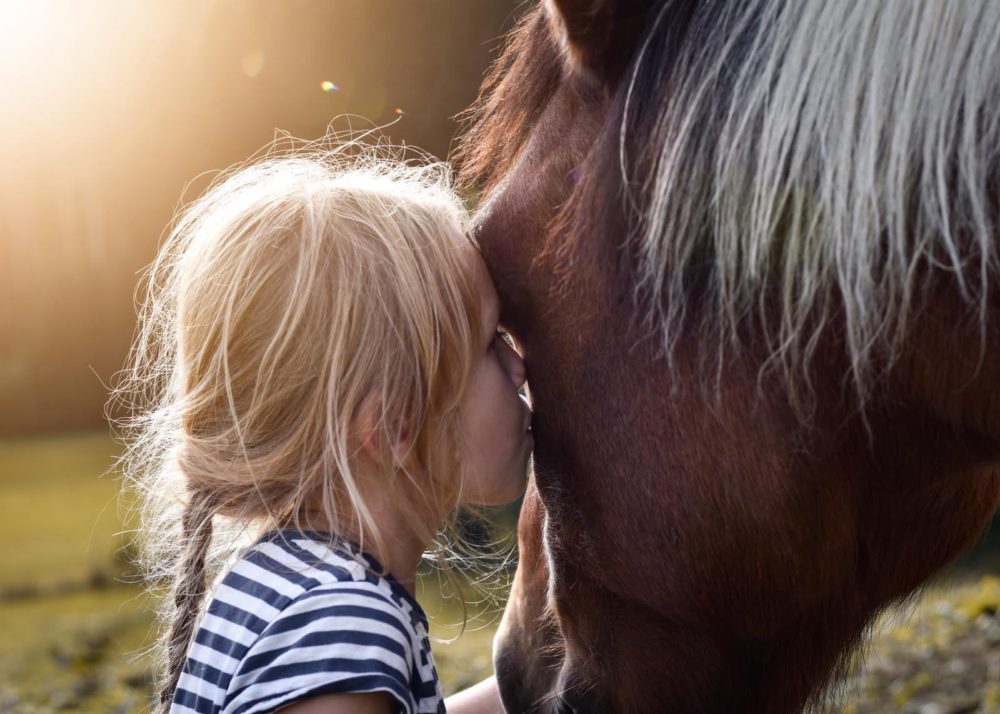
(116, 145, 531, 714)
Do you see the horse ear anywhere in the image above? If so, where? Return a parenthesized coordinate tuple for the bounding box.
(545, 0, 650, 82)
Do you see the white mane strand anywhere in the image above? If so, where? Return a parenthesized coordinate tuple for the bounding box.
(627, 0, 1000, 400)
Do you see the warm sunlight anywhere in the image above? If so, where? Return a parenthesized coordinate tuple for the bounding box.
(0, 0, 506, 436)
(0, 3, 62, 87)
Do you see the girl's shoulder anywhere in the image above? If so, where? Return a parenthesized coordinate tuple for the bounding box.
(178, 530, 441, 714)
(219, 529, 428, 634)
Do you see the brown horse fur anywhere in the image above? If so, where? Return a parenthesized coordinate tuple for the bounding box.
(456, 1, 1000, 711)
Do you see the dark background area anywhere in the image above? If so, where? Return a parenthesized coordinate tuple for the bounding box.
(0, 0, 518, 435)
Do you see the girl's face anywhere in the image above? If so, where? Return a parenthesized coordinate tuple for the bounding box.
(457, 245, 532, 505)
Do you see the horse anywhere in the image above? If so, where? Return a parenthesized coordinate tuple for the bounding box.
(455, 0, 1000, 711)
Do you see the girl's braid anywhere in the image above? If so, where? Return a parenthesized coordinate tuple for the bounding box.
(158, 491, 218, 712)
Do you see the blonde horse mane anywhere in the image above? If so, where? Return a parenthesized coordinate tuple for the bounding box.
(623, 0, 1000, 405)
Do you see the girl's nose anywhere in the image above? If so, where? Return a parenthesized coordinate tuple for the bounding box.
(498, 339, 527, 390)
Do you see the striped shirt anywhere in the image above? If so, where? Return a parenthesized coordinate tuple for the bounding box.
(170, 529, 444, 714)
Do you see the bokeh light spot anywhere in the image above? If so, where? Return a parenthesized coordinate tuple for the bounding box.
(394, 107, 405, 115)
(320, 80, 339, 93)
(241, 50, 266, 78)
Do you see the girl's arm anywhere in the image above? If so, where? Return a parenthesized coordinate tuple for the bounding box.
(276, 677, 503, 714)
(277, 692, 395, 713)
(443, 676, 505, 714)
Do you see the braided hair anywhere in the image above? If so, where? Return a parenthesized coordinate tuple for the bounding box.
(157, 492, 217, 712)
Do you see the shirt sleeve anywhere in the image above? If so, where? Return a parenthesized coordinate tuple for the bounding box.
(221, 585, 416, 714)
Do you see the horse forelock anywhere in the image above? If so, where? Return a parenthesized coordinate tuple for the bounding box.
(614, 0, 1000, 405)
(454, 6, 562, 195)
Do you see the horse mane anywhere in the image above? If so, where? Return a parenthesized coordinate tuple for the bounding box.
(455, 8, 563, 197)
(459, 0, 1000, 405)
(619, 0, 1000, 403)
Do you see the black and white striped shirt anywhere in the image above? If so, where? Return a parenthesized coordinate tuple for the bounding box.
(170, 529, 444, 714)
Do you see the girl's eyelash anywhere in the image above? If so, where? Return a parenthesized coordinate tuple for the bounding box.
(489, 328, 510, 353)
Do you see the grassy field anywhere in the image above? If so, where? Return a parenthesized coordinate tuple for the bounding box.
(0, 432, 130, 591)
(0, 431, 153, 712)
(0, 587, 155, 712)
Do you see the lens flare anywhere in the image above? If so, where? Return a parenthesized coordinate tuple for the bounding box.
(241, 50, 266, 78)
(320, 81, 339, 93)
(394, 107, 405, 115)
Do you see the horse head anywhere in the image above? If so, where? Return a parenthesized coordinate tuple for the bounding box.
(457, 1, 1000, 710)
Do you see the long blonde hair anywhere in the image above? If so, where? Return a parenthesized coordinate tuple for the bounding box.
(111, 138, 481, 711)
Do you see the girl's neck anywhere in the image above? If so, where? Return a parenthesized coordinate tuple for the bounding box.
(288, 497, 436, 596)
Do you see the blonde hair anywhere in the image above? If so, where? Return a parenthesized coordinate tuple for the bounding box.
(111, 138, 481, 711)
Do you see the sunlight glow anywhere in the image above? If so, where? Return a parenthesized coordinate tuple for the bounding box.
(0, 2, 63, 90)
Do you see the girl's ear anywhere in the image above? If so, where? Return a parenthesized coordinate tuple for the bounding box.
(353, 393, 411, 466)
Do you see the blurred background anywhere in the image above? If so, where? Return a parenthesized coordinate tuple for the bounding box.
(2, 1, 1000, 712)
(0, 1, 518, 710)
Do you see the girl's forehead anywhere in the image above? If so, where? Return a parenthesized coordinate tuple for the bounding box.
(460, 242, 499, 327)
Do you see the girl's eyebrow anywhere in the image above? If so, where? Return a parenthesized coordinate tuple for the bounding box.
(483, 300, 501, 342)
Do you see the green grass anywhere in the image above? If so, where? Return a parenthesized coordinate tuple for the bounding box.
(0, 586, 156, 712)
(0, 431, 127, 589)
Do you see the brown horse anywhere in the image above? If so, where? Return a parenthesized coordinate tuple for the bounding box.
(456, 0, 1000, 711)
